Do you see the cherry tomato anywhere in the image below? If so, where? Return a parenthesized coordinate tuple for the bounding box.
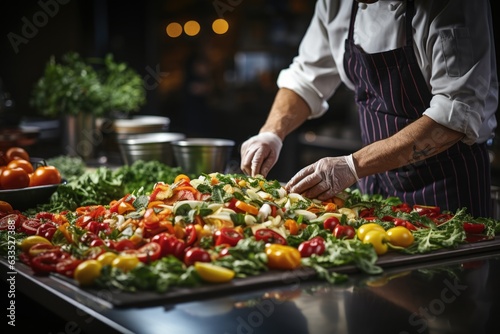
(0, 167, 30, 189)
(323, 216, 340, 232)
(20, 218, 42, 235)
(56, 257, 83, 278)
(74, 260, 102, 286)
(386, 226, 414, 248)
(356, 223, 385, 241)
(184, 247, 211, 266)
(254, 228, 287, 245)
(80, 232, 104, 247)
(358, 207, 375, 218)
(36, 222, 57, 241)
(134, 242, 162, 263)
(112, 239, 137, 251)
(413, 205, 440, 217)
(185, 224, 198, 246)
(5, 147, 30, 162)
(0, 200, 14, 213)
(392, 203, 412, 213)
(151, 232, 186, 259)
(30, 249, 66, 275)
(333, 225, 355, 239)
(6, 159, 34, 174)
(29, 165, 62, 187)
(392, 218, 417, 231)
(462, 222, 485, 234)
(362, 230, 389, 255)
(214, 227, 243, 247)
(298, 236, 326, 257)
(0, 213, 25, 231)
(265, 244, 301, 270)
(28, 243, 59, 257)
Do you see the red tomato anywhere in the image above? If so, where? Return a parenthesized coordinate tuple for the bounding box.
(214, 227, 243, 247)
(413, 205, 440, 217)
(29, 166, 62, 187)
(56, 257, 83, 278)
(36, 222, 57, 241)
(80, 232, 104, 247)
(20, 218, 42, 235)
(7, 159, 34, 174)
(134, 242, 162, 263)
(151, 232, 186, 259)
(30, 251, 63, 275)
(111, 239, 137, 251)
(0, 213, 25, 231)
(5, 147, 30, 162)
(392, 203, 412, 213)
(254, 228, 287, 245)
(0, 167, 30, 189)
(185, 224, 198, 246)
(323, 216, 340, 232)
(184, 247, 211, 266)
(298, 236, 326, 257)
(333, 225, 355, 239)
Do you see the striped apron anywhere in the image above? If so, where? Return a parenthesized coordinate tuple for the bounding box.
(343, 0, 491, 217)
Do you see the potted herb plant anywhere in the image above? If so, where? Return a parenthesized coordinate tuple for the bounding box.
(30, 52, 146, 160)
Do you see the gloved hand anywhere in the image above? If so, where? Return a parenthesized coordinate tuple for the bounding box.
(285, 154, 359, 200)
(240, 132, 283, 177)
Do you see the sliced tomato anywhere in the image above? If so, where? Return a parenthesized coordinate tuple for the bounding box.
(131, 242, 161, 263)
(20, 218, 42, 235)
(185, 224, 198, 246)
(30, 250, 67, 275)
(56, 257, 83, 278)
(36, 222, 58, 240)
(0, 213, 25, 231)
(184, 247, 211, 266)
(254, 228, 287, 245)
(214, 227, 243, 247)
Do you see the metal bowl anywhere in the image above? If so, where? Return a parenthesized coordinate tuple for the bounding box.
(171, 138, 235, 175)
(117, 132, 186, 166)
(113, 116, 170, 136)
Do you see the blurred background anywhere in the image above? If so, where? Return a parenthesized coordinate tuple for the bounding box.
(0, 0, 498, 183)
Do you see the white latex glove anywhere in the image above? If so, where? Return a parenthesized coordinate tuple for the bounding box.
(285, 154, 359, 200)
(240, 132, 283, 177)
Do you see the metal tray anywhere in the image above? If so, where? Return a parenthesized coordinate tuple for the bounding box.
(4, 236, 500, 309)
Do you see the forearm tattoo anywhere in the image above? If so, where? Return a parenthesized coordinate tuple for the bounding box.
(411, 144, 435, 163)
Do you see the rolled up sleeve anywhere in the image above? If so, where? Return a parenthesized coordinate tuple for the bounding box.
(422, 1, 498, 144)
(277, 0, 343, 119)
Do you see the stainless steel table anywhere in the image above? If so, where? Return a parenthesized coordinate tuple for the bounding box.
(2, 249, 500, 334)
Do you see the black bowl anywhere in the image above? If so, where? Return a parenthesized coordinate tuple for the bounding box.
(0, 182, 64, 211)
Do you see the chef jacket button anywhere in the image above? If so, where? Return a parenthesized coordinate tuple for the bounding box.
(389, 3, 398, 11)
(358, 3, 367, 10)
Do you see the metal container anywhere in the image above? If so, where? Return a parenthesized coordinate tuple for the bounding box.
(171, 138, 235, 175)
(117, 132, 185, 165)
(113, 116, 170, 139)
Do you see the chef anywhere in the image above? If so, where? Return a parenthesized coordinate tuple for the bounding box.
(240, 0, 498, 217)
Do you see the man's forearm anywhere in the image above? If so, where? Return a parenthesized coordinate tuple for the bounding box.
(352, 115, 465, 178)
(260, 88, 311, 141)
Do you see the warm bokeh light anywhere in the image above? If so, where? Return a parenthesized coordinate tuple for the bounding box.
(184, 20, 200, 36)
(212, 18, 229, 34)
(166, 22, 182, 38)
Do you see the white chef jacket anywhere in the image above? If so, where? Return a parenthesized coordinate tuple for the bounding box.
(277, 0, 498, 145)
